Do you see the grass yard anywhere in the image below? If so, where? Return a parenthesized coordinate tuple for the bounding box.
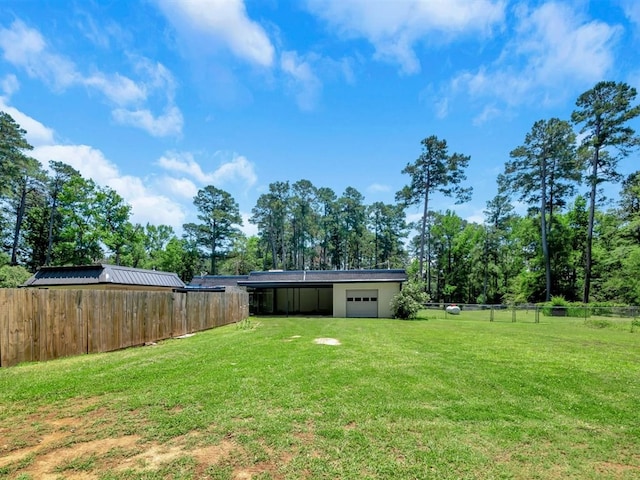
(0, 312, 639, 479)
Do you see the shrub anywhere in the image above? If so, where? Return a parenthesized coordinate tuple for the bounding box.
(541, 296, 589, 318)
(391, 282, 429, 320)
(0, 265, 32, 288)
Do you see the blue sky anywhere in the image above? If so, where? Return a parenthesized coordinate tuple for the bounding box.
(1, 0, 639, 236)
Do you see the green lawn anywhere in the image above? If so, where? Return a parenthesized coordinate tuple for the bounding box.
(1, 313, 639, 479)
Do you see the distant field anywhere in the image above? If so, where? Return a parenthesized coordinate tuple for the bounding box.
(1, 315, 639, 479)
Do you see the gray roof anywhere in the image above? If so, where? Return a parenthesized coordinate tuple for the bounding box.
(24, 264, 185, 288)
(188, 275, 249, 289)
(189, 269, 407, 289)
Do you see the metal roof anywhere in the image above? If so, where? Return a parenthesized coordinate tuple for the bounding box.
(23, 264, 185, 288)
(188, 275, 249, 289)
(186, 269, 407, 289)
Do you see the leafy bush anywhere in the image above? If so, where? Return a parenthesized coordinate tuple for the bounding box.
(0, 265, 32, 288)
(541, 296, 589, 317)
(391, 282, 429, 320)
(0, 252, 9, 268)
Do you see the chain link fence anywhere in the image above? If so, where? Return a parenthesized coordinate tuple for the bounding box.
(422, 303, 640, 330)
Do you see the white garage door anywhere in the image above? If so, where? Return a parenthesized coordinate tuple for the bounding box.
(346, 289, 378, 318)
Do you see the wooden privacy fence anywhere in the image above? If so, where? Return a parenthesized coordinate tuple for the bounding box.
(0, 288, 249, 367)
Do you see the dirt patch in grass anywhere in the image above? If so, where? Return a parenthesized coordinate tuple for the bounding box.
(596, 461, 640, 476)
(0, 400, 293, 479)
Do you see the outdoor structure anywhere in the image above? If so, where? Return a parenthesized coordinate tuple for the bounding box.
(23, 264, 185, 291)
(189, 269, 407, 318)
(187, 275, 248, 292)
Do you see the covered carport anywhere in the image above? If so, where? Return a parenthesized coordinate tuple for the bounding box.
(238, 269, 407, 318)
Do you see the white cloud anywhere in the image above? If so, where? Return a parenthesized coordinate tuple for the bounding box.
(406, 211, 423, 225)
(513, 3, 620, 85)
(240, 212, 258, 237)
(620, 0, 640, 25)
(0, 20, 79, 90)
(159, 176, 199, 200)
(84, 72, 147, 106)
(306, 0, 505, 74)
(210, 155, 258, 187)
(158, 151, 258, 189)
(446, 2, 621, 115)
(31, 143, 187, 231)
(473, 104, 502, 126)
(32, 144, 119, 183)
(126, 193, 187, 230)
(0, 20, 183, 137)
(157, 152, 211, 183)
(1, 74, 19, 97)
(0, 96, 55, 146)
(367, 183, 391, 194)
(153, 0, 274, 67)
(464, 208, 486, 225)
(280, 51, 323, 111)
(112, 106, 183, 138)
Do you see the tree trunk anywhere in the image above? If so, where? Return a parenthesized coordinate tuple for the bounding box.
(419, 188, 429, 280)
(45, 194, 58, 266)
(10, 179, 27, 265)
(583, 152, 598, 303)
(540, 161, 551, 301)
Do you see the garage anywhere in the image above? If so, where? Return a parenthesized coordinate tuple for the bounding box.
(189, 269, 407, 318)
(346, 289, 378, 318)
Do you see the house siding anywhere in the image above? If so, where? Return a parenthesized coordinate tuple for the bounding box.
(333, 282, 401, 318)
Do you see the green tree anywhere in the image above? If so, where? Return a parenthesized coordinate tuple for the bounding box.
(44, 161, 81, 265)
(6, 155, 46, 265)
(221, 235, 264, 274)
(22, 194, 49, 270)
(0, 264, 31, 288)
(250, 181, 290, 269)
(291, 179, 320, 269)
(55, 176, 104, 265)
(429, 210, 467, 302)
(185, 185, 242, 275)
(137, 223, 175, 269)
(390, 280, 429, 319)
(317, 187, 339, 269)
(179, 228, 206, 281)
(396, 135, 472, 281)
(0, 112, 32, 196)
(368, 202, 408, 269)
(96, 186, 132, 265)
(571, 81, 640, 302)
(156, 236, 203, 281)
(482, 192, 517, 303)
(501, 118, 579, 301)
(337, 187, 367, 269)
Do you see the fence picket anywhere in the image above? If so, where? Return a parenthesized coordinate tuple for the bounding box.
(0, 289, 248, 367)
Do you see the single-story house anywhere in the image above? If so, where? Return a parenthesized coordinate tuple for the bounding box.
(188, 269, 407, 318)
(23, 264, 185, 291)
(187, 275, 248, 292)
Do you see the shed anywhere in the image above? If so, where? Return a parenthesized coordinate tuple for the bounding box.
(189, 269, 407, 318)
(23, 264, 185, 291)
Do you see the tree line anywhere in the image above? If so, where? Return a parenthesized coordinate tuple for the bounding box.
(1, 80, 639, 305)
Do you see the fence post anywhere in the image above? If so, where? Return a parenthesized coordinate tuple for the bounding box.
(512, 306, 516, 323)
(535, 306, 539, 323)
(490, 306, 494, 322)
